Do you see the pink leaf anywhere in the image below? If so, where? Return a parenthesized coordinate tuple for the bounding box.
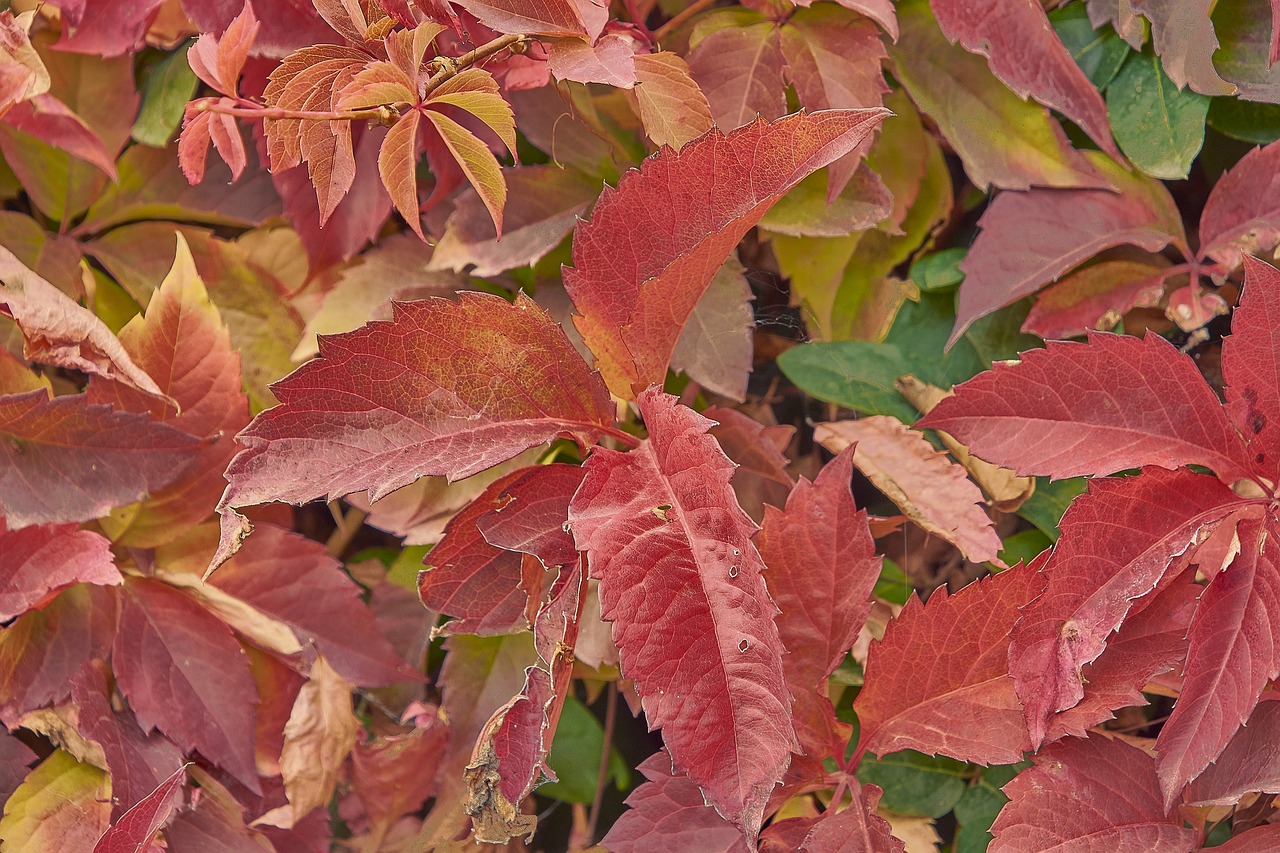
(601, 751, 752, 853)
(51, 0, 164, 56)
(0, 523, 119, 621)
(2, 95, 117, 179)
(182, 0, 338, 59)
(188, 1, 259, 95)
(92, 764, 187, 853)
(815, 417, 1004, 564)
(0, 391, 205, 529)
(917, 334, 1256, 482)
(0, 245, 168, 401)
(1199, 142, 1280, 268)
(1223, 258, 1280, 482)
(564, 109, 887, 398)
(989, 735, 1198, 853)
(1155, 515, 1280, 806)
(799, 784, 905, 852)
(705, 406, 794, 523)
(1186, 698, 1280, 806)
(951, 155, 1184, 340)
(1020, 259, 1167, 341)
(569, 389, 796, 838)
(378, 112, 424, 240)
(854, 561, 1045, 765)
(670, 257, 754, 401)
(112, 578, 259, 791)
(757, 448, 880, 760)
(1007, 468, 1249, 747)
(688, 22, 786, 131)
(453, 0, 603, 39)
(213, 292, 615, 571)
(1212, 824, 1280, 851)
(547, 33, 638, 87)
(1130, 0, 1234, 96)
(931, 0, 1118, 157)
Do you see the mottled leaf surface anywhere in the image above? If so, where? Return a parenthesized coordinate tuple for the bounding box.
(0, 523, 119, 621)
(1199, 142, 1280, 267)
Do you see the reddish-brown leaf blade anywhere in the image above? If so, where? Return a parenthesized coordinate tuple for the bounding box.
(160, 767, 271, 852)
(601, 751, 751, 853)
(1185, 698, 1280, 806)
(1020, 258, 1167, 341)
(951, 156, 1184, 340)
(452, 0, 603, 38)
(757, 448, 880, 760)
(214, 292, 614, 571)
(1223, 257, 1280, 479)
(1155, 515, 1280, 806)
(0, 245, 167, 400)
(91, 764, 187, 853)
(854, 561, 1045, 765)
(476, 463, 584, 569)
(931, 0, 1117, 157)
(85, 235, 250, 548)
(1008, 468, 1248, 747)
(187, 1, 258, 96)
(0, 523, 120, 621)
(0, 391, 205, 529)
(352, 721, 448, 845)
(688, 22, 787, 132)
(112, 578, 259, 791)
(378, 112, 424, 240)
(705, 406, 794, 523)
(799, 784, 905, 853)
(191, 523, 416, 687)
(0, 585, 116, 725)
(564, 109, 887, 398)
(1198, 141, 1280, 267)
(989, 735, 1198, 853)
(568, 388, 795, 838)
(917, 333, 1256, 482)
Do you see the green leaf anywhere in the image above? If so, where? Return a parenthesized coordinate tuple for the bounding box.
(873, 558, 912, 605)
(1207, 97, 1280, 144)
(133, 44, 200, 147)
(910, 248, 966, 292)
(778, 341, 920, 422)
(855, 750, 968, 818)
(1017, 476, 1088, 540)
(539, 696, 630, 804)
(1049, 4, 1131, 91)
(1106, 52, 1209, 179)
(997, 529, 1052, 569)
(953, 764, 1024, 853)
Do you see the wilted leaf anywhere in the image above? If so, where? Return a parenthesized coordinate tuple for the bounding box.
(989, 735, 1197, 852)
(1021, 258, 1167, 341)
(275, 657, 357, 826)
(112, 578, 259, 791)
(815, 417, 1004, 564)
(854, 561, 1046, 765)
(214, 292, 616, 571)
(951, 153, 1184, 340)
(0, 523, 120, 621)
(568, 389, 795, 837)
(565, 108, 886, 397)
(757, 448, 880, 760)
(601, 751, 751, 853)
(0, 391, 204, 529)
(917, 334, 1255, 482)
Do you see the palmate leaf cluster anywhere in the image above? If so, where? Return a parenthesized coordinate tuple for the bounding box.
(4, 0, 1280, 851)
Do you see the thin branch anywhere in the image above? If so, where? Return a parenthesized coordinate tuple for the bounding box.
(195, 99, 395, 124)
(654, 0, 719, 42)
(421, 33, 530, 98)
(325, 503, 368, 558)
(586, 681, 619, 845)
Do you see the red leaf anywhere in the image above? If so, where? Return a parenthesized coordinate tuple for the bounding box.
(917, 334, 1256, 483)
(931, 0, 1117, 158)
(187, 2, 259, 96)
(1186, 698, 1280, 806)
(564, 109, 887, 398)
(91, 764, 187, 853)
(0, 730, 35, 805)
(854, 561, 1045, 765)
(214, 292, 615, 570)
(0, 246, 168, 401)
(178, 108, 213, 185)
(757, 448, 879, 760)
(1199, 142, 1280, 267)
(1155, 515, 1280, 805)
(600, 751, 752, 853)
(705, 406, 794, 523)
(799, 784, 905, 853)
(0, 585, 117, 725)
(476, 463, 584, 569)
(85, 234, 250, 548)
(568, 388, 795, 838)
(670, 256, 754, 401)
(2, 95, 117, 179)
(0, 523, 120, 621)
(193, 523, 416, 687)
(51, 0, 163, 55)
(1223, 257, 1280, 479)
(162, 767, 271, 852)
(378, 112, 424, 240)
(547, 33, 638, 87)
(112, 578, 259, 791)
(951, 156, 1184, 340)
(71, 661, 184, 820)
(688, 22, 786, 131)
(454, 0, 605, 39)
(1020, 259, 1167, 341)
(0, 391, 205, 529)
(1007, 469, 1248, 747)
(352, 722, 448, 845)
(183, 0, 339, 59)
(989, 735, 1198, 853)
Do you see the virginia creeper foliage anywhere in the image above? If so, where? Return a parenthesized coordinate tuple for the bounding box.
(6, 0, 1280, 850)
